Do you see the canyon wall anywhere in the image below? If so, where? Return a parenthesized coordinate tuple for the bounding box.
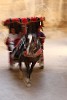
(0, 0, 66, 27)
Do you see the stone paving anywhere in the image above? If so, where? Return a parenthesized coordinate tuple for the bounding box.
(0, 37, 67, 100)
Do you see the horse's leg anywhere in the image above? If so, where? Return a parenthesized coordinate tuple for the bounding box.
(19, 61, 22, 71)
(24, 62, 31, 87)
(24, 62, 30, 78)
(29, 62, 36, 79)
(19, 61, 23, 79)
(29, 56, 41, 79)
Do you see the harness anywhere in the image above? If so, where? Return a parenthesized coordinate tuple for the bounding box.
(11, 35, 28, 59)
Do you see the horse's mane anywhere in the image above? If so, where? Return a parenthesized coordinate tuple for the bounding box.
(26, 33, 41, 56)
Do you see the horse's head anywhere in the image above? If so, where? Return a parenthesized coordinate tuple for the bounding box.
(26, 34, 33, 55)
(25, 34, 42, 57)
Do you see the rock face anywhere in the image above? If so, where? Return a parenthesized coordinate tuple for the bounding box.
(0, 0, 66, 27)
(42, 0, 67, 27)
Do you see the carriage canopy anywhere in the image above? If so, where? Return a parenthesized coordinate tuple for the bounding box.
(3, 17, 45, 26)
(3, 17, 45, 34)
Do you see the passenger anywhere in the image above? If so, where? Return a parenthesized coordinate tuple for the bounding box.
(15, 25, 28, 47)
(36, 26, 46, 69)
(36, 26, 46, 49)
(6, 25, 27, 51)
(6, 25, 28, 66)
(5, 27, 18, 66)
(6, 27, 18, 51)
(11, 25, 29, 59)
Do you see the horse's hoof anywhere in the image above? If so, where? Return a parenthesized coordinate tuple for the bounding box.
(25, 78, 29, 83)
(24, 78, 31, 87)
(39, 66, 44, 69)
(27, 82, 31, 87)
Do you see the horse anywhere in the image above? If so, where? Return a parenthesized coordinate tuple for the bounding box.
(10, 34, 42, 87)
(18, 34, 42, 86)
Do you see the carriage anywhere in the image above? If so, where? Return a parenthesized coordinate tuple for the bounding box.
(3, 17, 45, 86)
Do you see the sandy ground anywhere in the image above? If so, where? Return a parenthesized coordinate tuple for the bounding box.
(0, 29, 67, 100)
